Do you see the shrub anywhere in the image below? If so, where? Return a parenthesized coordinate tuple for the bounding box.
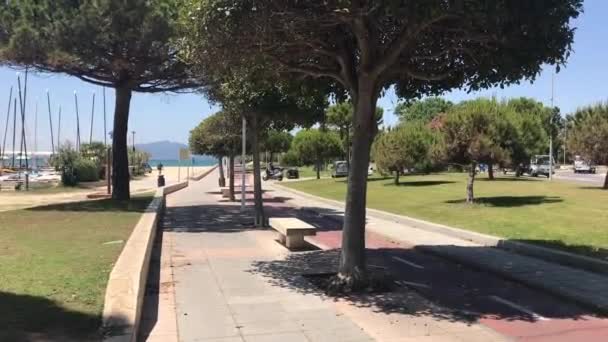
(52, 144, 80, 186)
(74, 159, 100, 182)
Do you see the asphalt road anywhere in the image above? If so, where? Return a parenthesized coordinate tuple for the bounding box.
(554, 171, 606, 186)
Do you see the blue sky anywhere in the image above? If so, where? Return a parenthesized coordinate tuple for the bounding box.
(1, 0, 606, 151)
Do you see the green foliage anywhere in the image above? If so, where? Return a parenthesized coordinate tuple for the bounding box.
(261, 130, 293, 155)
(568, 103, 608, 166)
(185, 0, 582, 98)
(291, 129, 342, 166)
(1, 0, 195, 91)
(74, 158, 100, 182)
(52, 144, 80, 186)
(128, 149, 151, 176)
(80, 142, 107, 167)
(504, 98, 552, 167)
(189, 110, 242, 157)
(395, 98, 453, 123)
(442, 99, 517, 168)
(281, 149, 301, 167)
(372, 122, 438, 180)
(325, 102, 384, 156)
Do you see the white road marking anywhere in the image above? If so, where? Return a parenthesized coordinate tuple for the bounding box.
(489, 295, 550, 321)
(392, 256, 425, 269)
(398, 280, 431, 289)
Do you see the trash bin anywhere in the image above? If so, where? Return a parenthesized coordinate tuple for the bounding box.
(157, 175, 165, 187)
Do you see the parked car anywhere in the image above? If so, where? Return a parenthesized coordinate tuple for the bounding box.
(574, 156, 596, 174)
(526, 155, 555, 178)
(286, 168, 299, 179)
(331, 161, 349, 178)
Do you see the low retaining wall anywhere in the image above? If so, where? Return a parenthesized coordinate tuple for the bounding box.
(275, 183, 608, 276)
(101, 181, 189, 342)
(190, 165, 218, 181)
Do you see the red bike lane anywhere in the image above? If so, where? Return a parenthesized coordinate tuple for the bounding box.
(238, 173, 608, 341)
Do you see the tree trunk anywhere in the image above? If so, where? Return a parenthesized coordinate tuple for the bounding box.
(316, 158, 321, 180)
(229, 154, 235, 201)
(603, 169, 608, 190)
(345, 127, 351, 169)
(333, 80, 377, 292)
(394, 170, 400, 185)
(467, 162, 476, 203)
(488, 162, 494, 180)
(250, 114, 266, 226)
(111, 86, 132, 200)
(218, 156, 226, 187)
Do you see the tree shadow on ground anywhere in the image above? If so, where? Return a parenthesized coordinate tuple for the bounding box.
(578, 186, 608, 191)
(24, 196, 153, 213)
(162, 203, 266, 233)
(139, 228, 163, 341)
(365, 176, 394, 182)
(510, 239, 608, 261)
(478, 177, 539, 182)
(0, 291, 115, 342)
(248, 246, 600, 327)
(218, 196, 292, 204)
(445, 196, 563, 207)
(389, 180, 456, 187)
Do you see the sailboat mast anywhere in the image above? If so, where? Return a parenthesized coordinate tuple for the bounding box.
(74, 91, 81, 151)
(90, 92, 95, 144)
(103, 87, 107, 146)
(57, 106, 62, 148)
(1, 87, 12, 169)
(33, 101, 38, 170)
(11, 98, 16, 169)
(46, 90, 55, 154)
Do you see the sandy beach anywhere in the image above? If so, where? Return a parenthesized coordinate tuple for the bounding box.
(0, 165, 215, 212)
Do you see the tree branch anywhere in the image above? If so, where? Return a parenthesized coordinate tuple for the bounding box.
(405, 68, 452, 81)
(373, 14, 459, 77)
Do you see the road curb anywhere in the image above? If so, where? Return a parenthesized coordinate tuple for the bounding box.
(273, 183, 608, 276)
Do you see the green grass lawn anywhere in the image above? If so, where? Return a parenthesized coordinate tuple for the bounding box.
(283, 173, 608, 259)
(297, 165, 331, 179)
(0, 195, 153, 341)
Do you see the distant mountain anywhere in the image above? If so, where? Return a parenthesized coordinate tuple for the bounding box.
(136, 140, 187, 160)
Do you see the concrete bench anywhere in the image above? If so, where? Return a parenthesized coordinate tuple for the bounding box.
(269, 217, 316, 249)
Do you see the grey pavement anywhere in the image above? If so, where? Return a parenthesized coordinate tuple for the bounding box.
(142, 170, 373, 342)
(140, 170, 505, 342)
(268, 181, 608, 315)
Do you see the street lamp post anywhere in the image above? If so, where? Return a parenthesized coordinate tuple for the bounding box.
(549, 73, 555, 181)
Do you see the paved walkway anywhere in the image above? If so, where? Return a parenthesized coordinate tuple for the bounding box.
(140, 170, 506, 341)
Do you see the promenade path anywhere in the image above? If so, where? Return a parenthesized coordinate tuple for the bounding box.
(139, 169, 506, 342)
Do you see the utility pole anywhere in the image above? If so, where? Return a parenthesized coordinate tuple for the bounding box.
(549, 73, 554, 181)
(241, 115, 246, 211)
